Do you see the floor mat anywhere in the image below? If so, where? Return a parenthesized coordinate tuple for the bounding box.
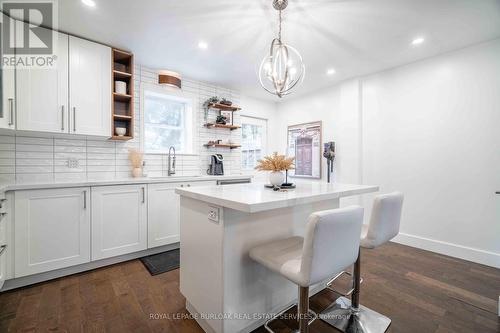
(140, 249, 180, 275)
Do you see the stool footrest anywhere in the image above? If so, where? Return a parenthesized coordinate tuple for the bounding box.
(326, 271, 363, 297)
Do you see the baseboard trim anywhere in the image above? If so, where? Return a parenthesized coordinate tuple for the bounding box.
(393, 233, 500, 268)
(2, 243, 180, 291)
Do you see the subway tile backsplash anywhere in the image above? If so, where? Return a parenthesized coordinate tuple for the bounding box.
(0, 65, 243, 184)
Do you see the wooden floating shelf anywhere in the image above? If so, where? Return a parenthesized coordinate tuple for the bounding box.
(113, 70, 132, 79)
(113, 92, 132, 102)
(204, 123, 241, 130)
(110, 135, 133, 141)
(208, 103, 241, 112)
(113, 114, 132, 120)
(204, 143, 241, 149)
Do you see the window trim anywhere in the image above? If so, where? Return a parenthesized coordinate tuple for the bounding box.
(140, 83, 198, 155)
(240, 115, 268, 174)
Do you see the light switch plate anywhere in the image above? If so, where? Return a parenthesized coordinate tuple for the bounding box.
(208, 206, 219, 223)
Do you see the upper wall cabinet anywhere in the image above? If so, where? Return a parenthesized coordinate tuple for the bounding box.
(69, 37, 111, 136)
(0, 14, 15, 130)
(0, 16, 112, 136)
(16, 28, 69, 133)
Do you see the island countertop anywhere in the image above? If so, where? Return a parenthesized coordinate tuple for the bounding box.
(176, 182, 379, 213)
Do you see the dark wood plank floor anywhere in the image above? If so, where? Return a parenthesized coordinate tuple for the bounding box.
(0, 242, 498, 333)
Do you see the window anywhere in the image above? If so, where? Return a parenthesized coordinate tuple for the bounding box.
(241, 116, 267, 170)
(143, 89, 194, 154)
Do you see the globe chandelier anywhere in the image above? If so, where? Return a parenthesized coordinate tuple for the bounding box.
(259, 0, 305, 98)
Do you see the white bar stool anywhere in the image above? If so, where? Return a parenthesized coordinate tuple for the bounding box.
(249, 206, 364, 333)
(320, 192, 404, 333)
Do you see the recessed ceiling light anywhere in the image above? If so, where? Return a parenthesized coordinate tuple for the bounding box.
(81, 0, 96, 7)
(326, 68, 336, 75)
(198, 41, 208, 50)
(411, 37, 425, 46)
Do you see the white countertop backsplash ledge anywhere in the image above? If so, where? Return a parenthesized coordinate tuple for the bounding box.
(0, 175, 252, 192)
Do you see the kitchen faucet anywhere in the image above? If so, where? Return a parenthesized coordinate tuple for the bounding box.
(168, 146, 176, 176)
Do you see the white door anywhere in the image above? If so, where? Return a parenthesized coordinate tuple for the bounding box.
(14, 188, 90, 277)
(0, 14, 16, 129)
(69, 36, 111, 136)
(16, 28, 69, 133)
(92, 185, 147, 260)
(148, 182, 182, 248)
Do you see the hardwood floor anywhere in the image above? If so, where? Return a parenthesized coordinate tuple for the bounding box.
(0, 242, 498, 333)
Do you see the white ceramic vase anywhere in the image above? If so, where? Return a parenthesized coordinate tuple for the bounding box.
(269, 171, 285, 187)
(132, 167, 142, 178)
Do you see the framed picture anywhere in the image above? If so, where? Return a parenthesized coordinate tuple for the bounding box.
(287, 121, 322, 179)
(220, 111, 233, 125)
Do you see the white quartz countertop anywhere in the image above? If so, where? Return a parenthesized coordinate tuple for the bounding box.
(0, 175, 252, 192)
(176, 182, 379, 213)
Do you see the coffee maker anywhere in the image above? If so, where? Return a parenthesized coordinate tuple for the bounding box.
(207, 154, 224, 175)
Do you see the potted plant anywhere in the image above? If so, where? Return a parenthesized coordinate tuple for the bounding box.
(255, 152, 295, 187)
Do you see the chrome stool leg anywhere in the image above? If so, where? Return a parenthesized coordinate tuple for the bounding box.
(319, 251, 391, 333)
(265, 286, 318, 333)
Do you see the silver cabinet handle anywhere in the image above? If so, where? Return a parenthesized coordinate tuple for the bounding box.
(73, 107, 76, 132)
(180, 184, 184, 187)
(61, 106, 65, 131)
(141, 187, 145, 203)
(83, 190, 87, 209)
(8, 98, 14, 126)
(0, 245, 6, 256)
(496, 191, 500, 195)
(187, 184, 191, 187)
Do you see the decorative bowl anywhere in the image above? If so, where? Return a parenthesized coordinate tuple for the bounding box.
(115, 127, 126, 136)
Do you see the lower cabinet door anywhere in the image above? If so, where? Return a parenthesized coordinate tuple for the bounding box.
(92, 185, 147, 260)
(148, 183, 182, 248)
(147, 181, 217, 249)
(14, 188, 90, 277)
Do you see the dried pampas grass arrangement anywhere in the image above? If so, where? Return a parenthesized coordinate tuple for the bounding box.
(255, 152, 295, 172)
(128, 148, 143, 169)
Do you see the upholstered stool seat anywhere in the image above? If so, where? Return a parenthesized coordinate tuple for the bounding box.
(250, 206, 364, 333)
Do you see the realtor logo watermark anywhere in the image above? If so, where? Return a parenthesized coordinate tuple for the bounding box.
(1, 0, 58, 68)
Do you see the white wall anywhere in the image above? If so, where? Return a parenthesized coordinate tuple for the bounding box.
(361, 39, 500, 267)
(276, 39, 500, 267)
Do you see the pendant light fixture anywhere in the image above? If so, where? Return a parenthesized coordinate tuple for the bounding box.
(259, 0, 305, 98)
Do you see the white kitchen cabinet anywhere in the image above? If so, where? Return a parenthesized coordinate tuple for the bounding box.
(0, 196, 6, 289)
(69, 36, 111, 136)
(92, 184, 147, 260)
(0, 244, 6, 290)
(148, 182, 181, 248)
(0, 14, 16, 130)
(14, 188, 90, 277)
(148, 181, 216, 248)
(16, 28, 69, 133)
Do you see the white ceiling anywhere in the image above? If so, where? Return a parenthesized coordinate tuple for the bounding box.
(57, 0, 500, 101)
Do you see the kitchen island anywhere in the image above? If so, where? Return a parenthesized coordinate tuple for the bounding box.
(176, 182, 379, 333)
